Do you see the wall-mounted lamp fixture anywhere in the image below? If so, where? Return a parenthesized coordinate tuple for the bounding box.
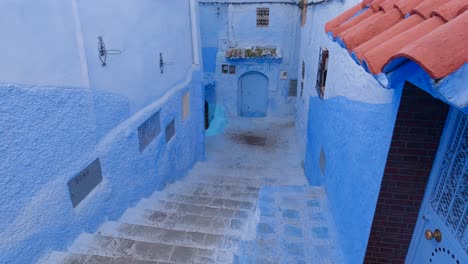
(98, 36, 121, 67)
(159, 52, 173, 74)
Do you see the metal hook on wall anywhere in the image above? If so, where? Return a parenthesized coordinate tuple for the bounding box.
(98, 36, 122, 67)
(159, 52, 174, 74)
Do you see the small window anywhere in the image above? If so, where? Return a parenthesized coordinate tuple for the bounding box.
(302, 61, 305, 80)
(256, 8, 270, 27)
(222, 64, 228, 74)
(315, 47, 329, 99)
(165, 119, 175, 143)
(182, 91, 190, 121)
(289, 80, 298, 97)
(229, 65, 236, 74)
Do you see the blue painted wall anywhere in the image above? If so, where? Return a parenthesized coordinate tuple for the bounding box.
(77, 0, 196, 113)
(199, 1, 300, 118)
(0, 0, 85, 87)
(0, 1, 204, 263)
(296, 1, 402, 262)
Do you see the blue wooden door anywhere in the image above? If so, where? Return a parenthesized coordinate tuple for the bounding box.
(407, 109, 467, 263)
(239, 72, 268, 117)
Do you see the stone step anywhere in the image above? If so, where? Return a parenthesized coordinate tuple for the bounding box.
(120, 208, 248, 237)
(38, 251, 165, 264)
(151, 193, 257, 212)
(184, 174, 284, 187)
(164, 182, 260, 202)
(184, 172, 266, 186)
(138, 198, 251, 220)
(69, 233, 233, 264)
(98, 221, 240, 252)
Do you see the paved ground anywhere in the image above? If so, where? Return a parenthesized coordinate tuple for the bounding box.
(39, 118, 342, 263)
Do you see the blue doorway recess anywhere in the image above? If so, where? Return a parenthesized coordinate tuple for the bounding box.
(238, 72, 268, 117)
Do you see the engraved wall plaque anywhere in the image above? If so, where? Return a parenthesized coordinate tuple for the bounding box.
(166, 119, 175, 143)
(68, 159, 103, 208)
(138, 111, 161, 151)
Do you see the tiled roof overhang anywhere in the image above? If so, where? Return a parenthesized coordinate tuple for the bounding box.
(325, 0, 468, 111)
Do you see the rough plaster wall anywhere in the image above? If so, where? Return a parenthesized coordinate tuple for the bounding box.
(228, 3, 299, 67)
(295, 0, 394, 157)
(0, 0, 204, 262)
(295, 1, 401, 262)
(77, 0, 194, 113)
(200, 4, 228, 74)
(304, 95, 401, 263)
(0, 68, 204, 264)
(200, 2, 300, 118)
(0, 0, 84, 87)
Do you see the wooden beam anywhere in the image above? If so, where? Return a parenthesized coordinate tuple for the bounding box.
(301, 0, 308, 26)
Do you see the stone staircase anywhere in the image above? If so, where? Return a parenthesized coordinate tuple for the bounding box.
(235, 186, 343, 264)
(38, 172, 269, 264)
(37, 118, 328, 264)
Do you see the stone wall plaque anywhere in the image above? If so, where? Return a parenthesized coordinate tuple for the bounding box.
(138, 111, 161, 151)
(166, 119, 175, 143)
(68, 159, 103, 208)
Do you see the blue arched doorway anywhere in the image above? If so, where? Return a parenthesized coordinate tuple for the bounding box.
(238, 71, 269, 117)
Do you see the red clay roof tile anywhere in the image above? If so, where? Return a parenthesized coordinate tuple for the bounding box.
(457, 5, 468, 16)
(325, 0, 468, 79)
(431, 0, 468, 22)
(370, 0, 386, 12)
(353, 14, 425, 62)
(379, 0, 401, 13)
(362, 16, 445, 74)
(412, 0, 451, 19)
(387, 10, 468, 79)
(330, 8, 376, 38)
(325, 3, 363, 33)
(339, 8, 403, 50)
(395, 0, 424, 15)
(362, 0, 374, 7)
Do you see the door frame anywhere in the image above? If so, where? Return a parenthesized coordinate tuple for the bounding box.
(406, 107, 460, 261)
(237, 71, 269, 117)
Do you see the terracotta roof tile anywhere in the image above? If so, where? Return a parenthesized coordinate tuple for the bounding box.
(325, 0, 468, 79)
(457, 5, 468, 16)
(395, 0, 424, 15)
(370, 0, 387, 12)
(330, 8, 376, 38)
(431, 0, 468, 22)
(325, 3, 363, 33)
(338, 8, 403, 50)
(362, 0, 374, 7)
(412, 0, 451, 19)
(379, 0, 401, 13)
(386, 10, 468, 79)
(362, 16, 445, 73)
(353, 14, 425, 62)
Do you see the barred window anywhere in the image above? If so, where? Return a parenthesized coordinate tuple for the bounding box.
(289, 80, 298, 97)
(256, 8, 270, 27)
(315, 47, 329, 99)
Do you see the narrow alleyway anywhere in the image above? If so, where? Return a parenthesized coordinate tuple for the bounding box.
(39, 118, 342, 263)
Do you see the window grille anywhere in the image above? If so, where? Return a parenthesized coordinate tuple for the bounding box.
(430, 111, 468, 253)
(289, 80, 298, 97)
(315, 47, 329, 99)
(256, 8, 270, 27)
